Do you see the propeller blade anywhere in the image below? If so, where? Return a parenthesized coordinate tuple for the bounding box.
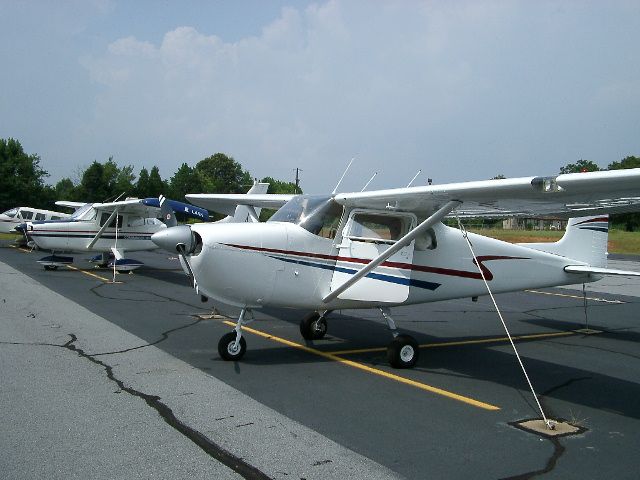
(176, 244, 198, 290)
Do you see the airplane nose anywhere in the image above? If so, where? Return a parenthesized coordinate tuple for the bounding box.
(151, 225, 194, 253)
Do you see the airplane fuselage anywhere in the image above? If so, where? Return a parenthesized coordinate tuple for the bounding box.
(26, 218, 165, 253)
(188, 221, 594, 310)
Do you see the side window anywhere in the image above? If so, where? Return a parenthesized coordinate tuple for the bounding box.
(99, 212, 123, 228)
(348, 213, 409, 242)
(35, 213, 46, 221)
(21, 210, 34, 220)
(51, 216, 62, 220)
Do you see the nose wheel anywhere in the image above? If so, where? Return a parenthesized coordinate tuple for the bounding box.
(218, 308, 249, 361)
(300, 312, 328, 340)
(218, 332, 247, 361)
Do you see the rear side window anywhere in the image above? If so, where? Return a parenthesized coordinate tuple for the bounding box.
(348, 213, 408, 242)
(35, 213, 46, 221)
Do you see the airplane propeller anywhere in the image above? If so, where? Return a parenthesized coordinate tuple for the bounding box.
(151, 224, 199, 290)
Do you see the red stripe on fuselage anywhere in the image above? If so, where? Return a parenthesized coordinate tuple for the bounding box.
(223, 243, 527, 281)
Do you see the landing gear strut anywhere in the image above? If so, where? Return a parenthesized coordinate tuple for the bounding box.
(380, 307, 419, 369)
(218, 308, 250, 361)
(300, 311, 328, 340)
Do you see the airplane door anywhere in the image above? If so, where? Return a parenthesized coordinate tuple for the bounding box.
(330, 210, 416, 303)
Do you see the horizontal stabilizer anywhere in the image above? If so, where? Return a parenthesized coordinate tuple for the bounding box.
(564, 265, 640, 277)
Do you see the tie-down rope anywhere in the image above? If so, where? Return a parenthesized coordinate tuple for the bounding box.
(456, 217, 554, 430)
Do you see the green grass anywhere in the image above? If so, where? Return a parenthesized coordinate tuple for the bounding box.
(0, 233, 20, 240)
(469, 228, 640, 255)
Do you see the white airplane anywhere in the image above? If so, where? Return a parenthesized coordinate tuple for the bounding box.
(0, 206, 70, 234)
(151, 168, 640, 369)
(20, 197, 209, 271)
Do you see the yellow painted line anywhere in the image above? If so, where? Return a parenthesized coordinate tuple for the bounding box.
(223, 320, 500, 411)
(8, 244, 31, 253)
(65, 265, 116, 283)
(331, 331, 577, 356)
(525, 289, 624, 304)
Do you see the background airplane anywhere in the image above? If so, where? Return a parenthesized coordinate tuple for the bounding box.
(0, 206, 70, 234)
(152, 168, 640, 369)
(21, 197, 208, 271)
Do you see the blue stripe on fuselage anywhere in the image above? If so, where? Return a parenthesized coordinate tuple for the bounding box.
(268, 255, 441, 291)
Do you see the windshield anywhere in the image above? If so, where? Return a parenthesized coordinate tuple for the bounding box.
(70, 203, 94, 220)
(2, 208, 18, 218)
(269, 195, 343, 238)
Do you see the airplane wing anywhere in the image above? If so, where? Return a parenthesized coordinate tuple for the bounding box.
(93, 198, 162, 217)
(186, 193, 296, 217)
(55, 201, 88, 211)
(93, 198, 209, 220)
(334, 168, 640, 218)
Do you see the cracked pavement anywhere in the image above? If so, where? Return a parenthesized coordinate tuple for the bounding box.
(2, 246, 640, 479)
(0, 260, 401, 480)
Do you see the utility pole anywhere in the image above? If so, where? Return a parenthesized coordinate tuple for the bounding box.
(294, 167, 302, 193)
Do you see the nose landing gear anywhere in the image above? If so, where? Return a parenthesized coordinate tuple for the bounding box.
(217, 308, 250, 361)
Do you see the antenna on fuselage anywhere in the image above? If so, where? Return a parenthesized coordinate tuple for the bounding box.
(406, 170, 422, 188)
(361, 172, 378, 192)
(332, 158, 354, 195)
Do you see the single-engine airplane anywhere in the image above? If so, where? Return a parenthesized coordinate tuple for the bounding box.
(21, 197, 209, 271)
(151, 168, 640, 368)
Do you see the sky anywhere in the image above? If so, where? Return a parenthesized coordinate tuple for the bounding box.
(1, 0, 639, 194)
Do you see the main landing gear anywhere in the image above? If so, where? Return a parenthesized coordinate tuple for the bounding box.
(299, 311, 328, 340)
(217, 307, 419, 369)
(380, 307, 419, 369)
(299, 307, 419, 369)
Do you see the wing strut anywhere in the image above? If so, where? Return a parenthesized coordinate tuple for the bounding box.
(323, 200, 461, 303)
(87, 208, 119, 249)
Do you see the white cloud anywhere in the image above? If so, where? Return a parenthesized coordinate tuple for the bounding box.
(78, 1, 640, 191)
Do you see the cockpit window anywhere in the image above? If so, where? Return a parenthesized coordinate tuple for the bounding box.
(70, 204, 94, 220)
(2, 208, 18, 218)
(268, 195, 343, 239)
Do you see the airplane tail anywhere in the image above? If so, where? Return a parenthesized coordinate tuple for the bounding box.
(218, 182, 270, 223)
(519, 215, 609, 267)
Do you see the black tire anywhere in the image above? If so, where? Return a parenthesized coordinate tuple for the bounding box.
(300, 312, 328, 340)
(44, 265, 58, 271)
(387, 334, 419, 369)
(218, 332, 247, 361)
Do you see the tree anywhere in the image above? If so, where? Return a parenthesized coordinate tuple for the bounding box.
(195, 153, 251, 193)
(607, 155, 640, 171)
(0, 138, 50, 212)
(54, 178, 78, 202)
(559, 159, 600, 174)
(260, 176, 300, 194)
(147, 166, 167, 197)
(114, 165, 136, 198)
(169, 163, 202, 201)
(607, 156, 640, 231)
(136, 167, 150, 198)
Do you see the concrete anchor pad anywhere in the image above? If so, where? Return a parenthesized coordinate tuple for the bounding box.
(511, 419, 587, 438)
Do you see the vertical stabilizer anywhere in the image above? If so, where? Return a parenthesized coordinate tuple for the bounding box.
(218, 182, 270, 223)
(519, 216, 609, 267)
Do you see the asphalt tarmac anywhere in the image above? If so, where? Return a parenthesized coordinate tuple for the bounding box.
(1, 240, 639, 479)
